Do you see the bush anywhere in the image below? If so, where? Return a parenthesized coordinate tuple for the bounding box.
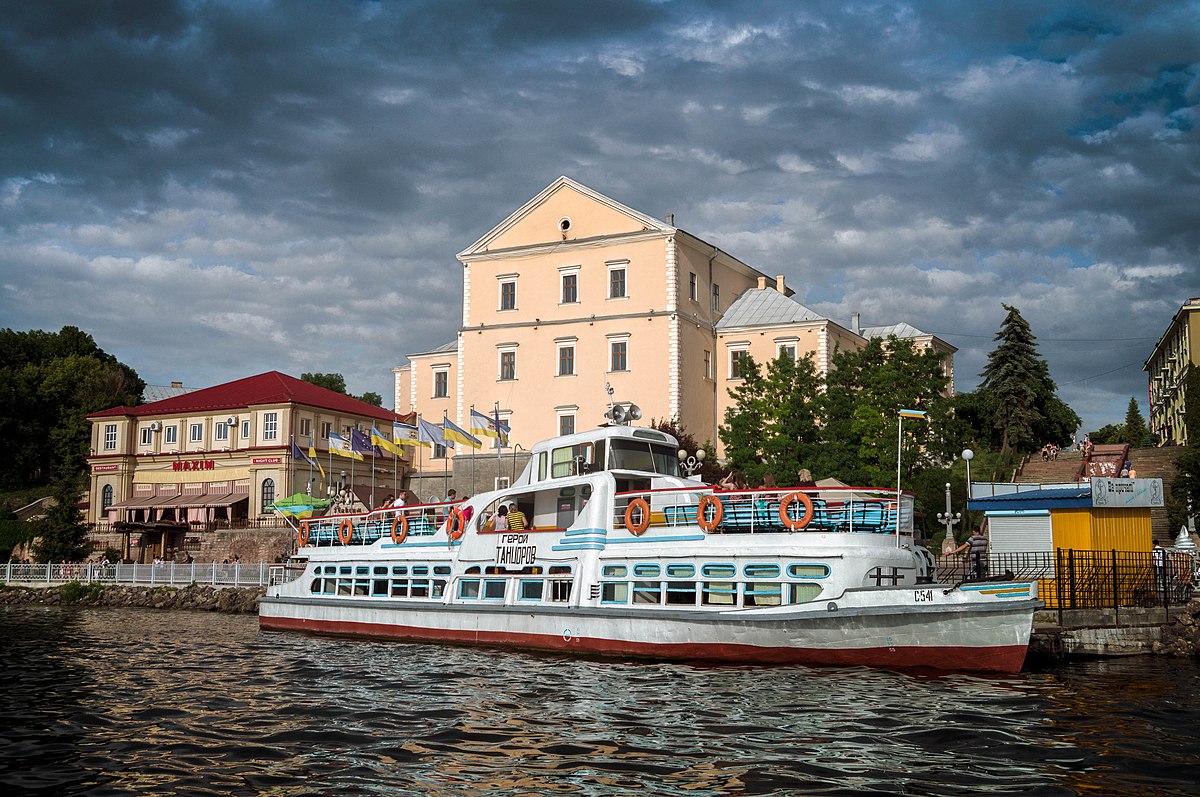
(59, 581, 103, 604)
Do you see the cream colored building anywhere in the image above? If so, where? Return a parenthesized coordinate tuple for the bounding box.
(395, 177, 955, 459)
(1144, 297, 1200, 445)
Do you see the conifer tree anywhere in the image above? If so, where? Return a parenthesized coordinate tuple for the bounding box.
(1123, 397, 1149, 447)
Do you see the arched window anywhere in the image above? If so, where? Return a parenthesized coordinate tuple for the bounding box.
(102, 484, 114, 510)
(261, 478, 275, 509)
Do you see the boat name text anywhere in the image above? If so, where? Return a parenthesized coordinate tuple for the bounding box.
(496, 533, 537, 565)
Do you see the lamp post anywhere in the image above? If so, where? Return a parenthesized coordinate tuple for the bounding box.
(937, 481, 961, 548)
(677, 447, 706, 477)
(961, 448, 974, 499)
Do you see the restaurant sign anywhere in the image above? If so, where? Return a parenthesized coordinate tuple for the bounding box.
(92, 464, 119, 473)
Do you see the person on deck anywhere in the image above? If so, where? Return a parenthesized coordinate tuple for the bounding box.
(493, 505, 509, 531)
(506, 504, 527, 531)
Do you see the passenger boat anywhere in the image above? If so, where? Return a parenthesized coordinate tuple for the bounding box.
(260, 422, 1040, 673)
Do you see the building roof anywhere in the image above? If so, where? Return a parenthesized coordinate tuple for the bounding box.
(861, 322, 928, 339)
(142, 383, 197, 403)
(968, 486, 1093, 511)
(88, 371, 398, 422)
(715, 288, 825, 329)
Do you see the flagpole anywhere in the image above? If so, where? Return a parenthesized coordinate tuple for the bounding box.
(417, 414, 424, 502)
(289, 434, 295, 498)
(495, 401, 502, 488)
(306, 434, 313, 495)
(443, 411, 450, 500)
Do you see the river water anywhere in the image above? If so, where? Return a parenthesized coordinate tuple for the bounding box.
(1, 606, 1198, 796)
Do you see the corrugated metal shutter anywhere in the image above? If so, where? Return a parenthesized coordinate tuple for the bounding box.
(988, 513, 1052, 554)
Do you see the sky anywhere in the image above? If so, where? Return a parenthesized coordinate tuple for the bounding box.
(2, 0, 1197, 436)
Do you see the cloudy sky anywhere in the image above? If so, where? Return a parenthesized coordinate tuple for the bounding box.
(2, 1, 1197, 434)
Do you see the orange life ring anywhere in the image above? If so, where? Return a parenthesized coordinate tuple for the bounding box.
(296, 521, 311, 547)
(779, 492, 815, 531)
(697, 494, 723, 532)
(624, 498, 651, 536)
(447, 508, 465, 541)
(390, 514, 408, 544)
(337, 518, 353, 545)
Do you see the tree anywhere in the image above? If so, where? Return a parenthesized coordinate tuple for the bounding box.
(301, 372, 348, 394)
(1124, 398, 1149, 447)
(977, 305, 1078, 454)
(32, 468, 91, 563)
(359, 391, 384, 407)
(652, 418, 722, 484)
(1169, 369, 1200, 531)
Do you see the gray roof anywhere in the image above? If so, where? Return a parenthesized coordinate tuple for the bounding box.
(861, 322, 928, 339)
(408, 339, 458, 358)
(716, 289, 825, 329)
(142, 384, 197, 403)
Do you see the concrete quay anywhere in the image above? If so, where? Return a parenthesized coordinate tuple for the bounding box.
(1028, 601, 1200, 663)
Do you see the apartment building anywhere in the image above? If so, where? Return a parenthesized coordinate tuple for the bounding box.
(1144, 298, 1200, 445)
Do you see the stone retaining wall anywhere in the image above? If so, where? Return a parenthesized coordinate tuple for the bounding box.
(0, 583, 264, 613)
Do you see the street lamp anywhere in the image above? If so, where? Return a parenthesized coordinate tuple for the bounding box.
(961, 448, 974, 500)
(937, 482, 961, 547)
(677, 447, 706, 477)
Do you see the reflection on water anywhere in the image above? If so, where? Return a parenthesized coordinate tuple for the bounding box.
(0, 606, 1198, 796)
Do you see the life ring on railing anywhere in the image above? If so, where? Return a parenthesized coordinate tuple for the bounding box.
(624, 498, 651, 536)
(390, 514, 408, 544)
(447, 508, 466, 541)
(296, 521, 311, 547)
(697, 494, 724, 532)
(779, 492, 815, 531)
(337, 518, 354, 545)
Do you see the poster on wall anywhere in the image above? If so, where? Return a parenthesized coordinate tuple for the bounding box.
(1090, 477, 1164, 508)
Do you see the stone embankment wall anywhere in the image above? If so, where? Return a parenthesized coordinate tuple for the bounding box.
(0, 584, 264, 613)
(1155, 600, 1200, 658)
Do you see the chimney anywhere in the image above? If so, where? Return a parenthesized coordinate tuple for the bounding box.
(171, 381, 183, 389)
(757, 276, 767, 290)
(775, 274, 785, 292)
(851, 313, 861, 335)
(666, 212, 674, 226)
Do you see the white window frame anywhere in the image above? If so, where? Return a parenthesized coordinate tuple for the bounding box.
(263, 412, 279, 441)
(140, 427, 153, 446)
(215, 422, 228, 442)
(321, 421, 332, 440)
(608, 336, 629, 373)
(498, 345, 517, 381)
(498, 273, 518, 311)
(703, 350, 712, 380)
(558, 412, 576, 436)
(775, 337, 799, 362)
(433, 368, 449, 398)
(104, 424, 117, 451)
(189, 423, 203, 443)
(711, 283, 721, 312)
(165, 425, 179, 444)
(559, 266, 580, 305)
(556, 337, 577, 377)
(299, 418, 312, 438)
(241, 419, 251, 440)
(689, 272, 698, 302)
(607, 260, 628, 300)
(729, 345, 750, 380)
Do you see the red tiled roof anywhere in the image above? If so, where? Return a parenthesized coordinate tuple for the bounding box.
(88, 371, 402, 422)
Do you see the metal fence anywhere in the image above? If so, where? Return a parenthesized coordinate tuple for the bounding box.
(1, 561, 271, 587)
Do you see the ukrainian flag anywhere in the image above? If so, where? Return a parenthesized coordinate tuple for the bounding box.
(443, 417, 482, 449)
(371, 425, 402, 457)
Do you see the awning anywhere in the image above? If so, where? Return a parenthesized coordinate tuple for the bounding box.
(202, 493, 248, 508)
(110, 494, 159, 510)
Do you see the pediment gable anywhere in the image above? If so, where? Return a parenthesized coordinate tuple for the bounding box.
(458, 176, 673, 259)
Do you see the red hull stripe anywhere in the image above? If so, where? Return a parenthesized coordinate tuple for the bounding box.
(259, 615, 1028, 674)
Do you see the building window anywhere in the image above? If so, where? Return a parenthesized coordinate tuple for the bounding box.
(500, 280, 517, 311)
(434, 443, 447, 459)
(433, 370, 448, 398)
(499, 351, 516, 381)
(561, 272, 578, 304)
(102, 484, 114, 510)
(689, 272, 698, 302)
(610, 341, 628, 372)
(215, 422, 228, 442)
(321, 422, 332, 440)
(299, 418, 312, 438)
(261, 478, 275, 508)
(263, 412, 278, 441)
(103, 424, 117, 451)
(704, 350, 712, 380)
(609, 267, 626, 299)
(711, 283, 720, 312)
(165, 425, 178, 444)
(241, 420, 250, 439)
(558, 345, 575, 376)
(140, 427, 153, 446)
(559, 414, 575, 436)
(777, 344, 797, 362)
(190, 423, 203, 443)
(730, 349, 749, 380)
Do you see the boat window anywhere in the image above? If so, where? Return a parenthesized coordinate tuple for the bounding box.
(602, 564, 627, 577)
(434, 565, 452, 575)
(632, 582, 662, 604)
(609, 440, 681, 476)
(665, 581, 696, 605)
(788, 583, 823, 603)
(701, 563, 736, 578)
(537, 453, 547, 481)
(392, 566, 408, 575)
(482, 579, 507, 600)
(338, 579, 352, 596)
(372, 579, 389, 597)
(374, 566, 388, 575)
(339, 566, 352, 575)
(410, 577, 429, 598)
(309, 579, 322, 594)
(551, 443, 595, 478)
(411, 566, 429, 575)
(666, 563, 695, 578)
(458, 579, 480, 599)
(519, 579, 544, 601)
(744, 582, 782, 606)
(466, 566, 481, 574)
(744, 563, 781, 578)
(353, 579, 369, 597)
(787, 563, 830, 579)
(323, 579, 336, 595)
(391, 578, 409, 597)
(601, 582, 629, 604)
(550, 579, 571, 602)
(549, 565, 572, 575)
(701, 581, 736, 606)
(432, 579, 446, 598)
(633, 563, 660, 577)
(356, 566, 369, 575)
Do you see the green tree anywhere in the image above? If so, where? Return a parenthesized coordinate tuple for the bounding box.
(652, 418, 722, 484)
(301, 372, 348, 394)
(1169, 369, 1200, 531)
(719, 355, 769, 482)
(1124, 398, 1149, 447)
(977, 305, 1078, 453)
(32, 469, 91, 563)
(1090, 423, 1125, 445)
(359, 391, 384, 407)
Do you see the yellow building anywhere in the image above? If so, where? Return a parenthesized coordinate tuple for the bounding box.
(395, 177, 954, 460)
(1144, 297, 1200, 445)
(87, 371, 403, 560)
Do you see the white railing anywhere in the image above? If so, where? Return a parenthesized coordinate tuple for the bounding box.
(1, 561, 271, 587)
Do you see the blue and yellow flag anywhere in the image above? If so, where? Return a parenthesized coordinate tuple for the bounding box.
(444, 417, 482, 449)
(328, 432, 364, 461)
(371, 425, 402, 457)
(393, 421, 424, 447)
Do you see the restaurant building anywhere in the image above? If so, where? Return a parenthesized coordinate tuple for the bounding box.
(86, 371, 403, 561)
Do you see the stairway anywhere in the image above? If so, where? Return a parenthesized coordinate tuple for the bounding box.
(1015, 449, 1085, 484)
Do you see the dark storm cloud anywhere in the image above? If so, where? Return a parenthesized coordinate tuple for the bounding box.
(1, 0, 1196, 432)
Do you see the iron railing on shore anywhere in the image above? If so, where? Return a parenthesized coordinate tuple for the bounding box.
(1, 561, 271, 588)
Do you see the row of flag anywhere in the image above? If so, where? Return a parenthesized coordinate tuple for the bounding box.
(291, 408, 512, 464)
